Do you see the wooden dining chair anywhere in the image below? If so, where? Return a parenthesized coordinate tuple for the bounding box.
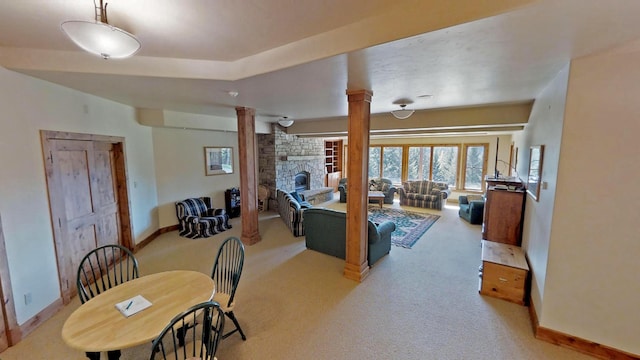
(211, 236, 247, 340)
(76, 244, 139, 360)
(150, 301, 225, 360)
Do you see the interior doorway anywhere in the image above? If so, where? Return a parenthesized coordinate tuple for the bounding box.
(41, 131, 133, 304)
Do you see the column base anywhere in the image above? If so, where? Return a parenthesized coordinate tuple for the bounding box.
(241, 231, 261, 246)
(343, 262, 370, 282)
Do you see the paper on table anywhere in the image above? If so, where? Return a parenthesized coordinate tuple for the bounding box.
(115, 295, 152, 317)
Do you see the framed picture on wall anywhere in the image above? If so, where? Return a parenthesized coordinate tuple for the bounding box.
(526, 145, 544, 201)
(204, 146, 234, 176)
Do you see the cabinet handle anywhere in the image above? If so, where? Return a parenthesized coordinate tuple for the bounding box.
(499, 277, 508, 282)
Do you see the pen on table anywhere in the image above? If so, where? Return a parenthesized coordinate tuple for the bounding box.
(125, 300, 133, 310)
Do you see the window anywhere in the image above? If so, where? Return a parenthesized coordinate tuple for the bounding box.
(462, 144, 488, 191)
(405, 145, 459, 188)
(368, 147, 381, 179)
(432, 146, 458, 187)
(345, 142, 487, 189)
(381, 147, 402, 183)
(407, 146, 431, 181)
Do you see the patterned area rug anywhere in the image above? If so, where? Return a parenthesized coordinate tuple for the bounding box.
(368, 206, 440, 248)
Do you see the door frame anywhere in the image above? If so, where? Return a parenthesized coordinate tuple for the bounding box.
(0, 212, 19, 350)
(40, 130, 134, 304)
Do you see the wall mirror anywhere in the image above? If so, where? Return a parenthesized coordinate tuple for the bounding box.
(527, 145, 544, 201)
(204, 146, 234, 175)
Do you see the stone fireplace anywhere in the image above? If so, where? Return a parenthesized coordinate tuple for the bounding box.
(257, 125, 326, 209)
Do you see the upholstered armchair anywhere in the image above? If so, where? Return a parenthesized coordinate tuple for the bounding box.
(458, 195, 485, 225)
(368, 178, 397, 204)
(175, 197, 231, 238)
(339, 178, 397, 204)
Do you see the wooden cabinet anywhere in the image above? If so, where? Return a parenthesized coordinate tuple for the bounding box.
(326, 171, 341, 191)
(482, 186, 525, 246)
(325, 140, 343, 190)
(479, 240, 529, 305)
(224, 188, 241, 218)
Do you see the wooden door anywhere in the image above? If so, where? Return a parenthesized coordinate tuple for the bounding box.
(42, 131, 132, 303)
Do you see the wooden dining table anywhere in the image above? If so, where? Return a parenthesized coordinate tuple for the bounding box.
(62, 270, 215, 358)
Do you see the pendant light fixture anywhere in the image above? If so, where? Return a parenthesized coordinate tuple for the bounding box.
(391, 104, 415, 120)
(278, 117, 294, 128)
(61, 0, 141, 59)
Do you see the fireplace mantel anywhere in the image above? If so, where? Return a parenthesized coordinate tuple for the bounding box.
(280, 155, 324, 161)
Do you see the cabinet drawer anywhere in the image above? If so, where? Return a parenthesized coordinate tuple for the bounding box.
(480, 261, 528, 305)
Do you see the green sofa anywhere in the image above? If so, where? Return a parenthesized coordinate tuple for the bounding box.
(304, 207, 396, 266)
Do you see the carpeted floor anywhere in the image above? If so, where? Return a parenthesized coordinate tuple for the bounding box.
(0, 195, 594, 360)
(367, 205, 440, 248)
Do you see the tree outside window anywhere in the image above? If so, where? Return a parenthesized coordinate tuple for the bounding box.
(432, 146, 458, 187)
(463, 145, 487, 190)
(381, 147, 402, 183)
(407, 146, 431, 181)
(368, 147, 381, 179)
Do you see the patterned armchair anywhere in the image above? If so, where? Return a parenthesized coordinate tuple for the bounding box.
(175, 197, 231, 239)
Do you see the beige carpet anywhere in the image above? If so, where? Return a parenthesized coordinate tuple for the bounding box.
(0, 196, 593, 360)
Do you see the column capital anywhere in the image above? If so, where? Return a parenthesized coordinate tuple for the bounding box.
(235, 107, 256, 116)
(346, 89, 373, 103)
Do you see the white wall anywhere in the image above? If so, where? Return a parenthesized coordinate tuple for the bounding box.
(542, 44, 640, 353)
(152, 127, 240, 228)
(0, 67, 158, 324)
(512, 64, 569, 318)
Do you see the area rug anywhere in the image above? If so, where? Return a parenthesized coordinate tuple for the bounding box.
(367, 206, 440, 248)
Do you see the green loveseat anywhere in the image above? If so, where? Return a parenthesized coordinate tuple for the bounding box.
(304, 207, 396, 266)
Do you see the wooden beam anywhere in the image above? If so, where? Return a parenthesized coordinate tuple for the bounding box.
(236, 107, 261, 245)
(344, 90, 372, 282)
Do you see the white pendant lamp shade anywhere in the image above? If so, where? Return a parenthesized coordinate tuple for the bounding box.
(61, 20, 141, 59)
(391, 104, 415, 120)
(278, 117, 294, 127)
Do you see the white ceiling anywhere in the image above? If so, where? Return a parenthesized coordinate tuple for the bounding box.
(2, 0, 640, 127)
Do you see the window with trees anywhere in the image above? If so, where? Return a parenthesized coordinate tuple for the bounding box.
(407, 145, 459, 188)
(368, 147, 380, 179)
(381, 146, 402, 183)
(343, 142, 488, 191)
(432, 146, 459, 187)
(461, 144, 488, 191)
(369, 146, 403, 183)
(408, 146, 432, 181)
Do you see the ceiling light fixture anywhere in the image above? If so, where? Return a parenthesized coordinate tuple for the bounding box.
(61, 0, 141, 60)
(391, 104, 415, 120)
(278, 117, 294, 128)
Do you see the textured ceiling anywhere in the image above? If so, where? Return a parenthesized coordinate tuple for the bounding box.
(2, 0, 640, 132)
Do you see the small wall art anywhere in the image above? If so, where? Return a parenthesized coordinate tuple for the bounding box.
(204, 146, 234, 176)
